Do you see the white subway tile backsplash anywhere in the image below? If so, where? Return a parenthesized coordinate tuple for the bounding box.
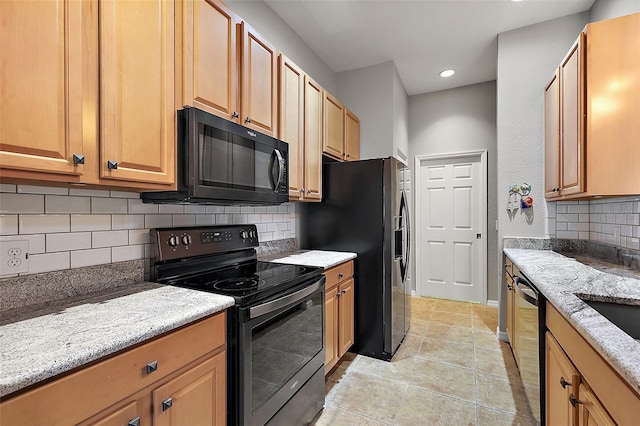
(172, 214, 196, 227)
(92, 197, 128, 214)
(557, 204, 568, 214)
(627, 214, 640, 226)
(110, 191, 140, 199)
(546, 202, 556, 217)
(112, 244, 145, 262)
(47, 232, 92, 252)
(46, 195, 91, 214)
(20, 215, 69, 234)
(144, 214, 172, 229)
(557, 230, 579, 239)
(0, 188, 295, 276)
(568, 222, 589, 232)
(0, 184, 17, 193)
(112, 214, 145, 230)
(128, 199, 159, 214)
(621, 225, 633, 237)
(71, 214, 111, 232)
(69, 188, 110, 197)
(18, 185, 68, 195)
(159, 204, 185, 214)
(567, 204, 589, 214)
(28, 252, 70, 274)
(578, 231, 590, 240)
(0, 215, 18, 235)
(557, 213, 578, 223)
(195, 215, 216, 226)
(128, 229, 151, 245)
(0, 193, 44, 214)
(92, 230, 129, 248)
(71, 248, 112, 268)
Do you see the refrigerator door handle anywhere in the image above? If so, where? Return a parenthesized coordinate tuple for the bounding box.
(399, 190, 410, 282)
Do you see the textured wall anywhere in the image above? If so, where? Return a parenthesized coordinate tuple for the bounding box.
(0, 185, 296, 278)
(408, 81, 498, 301)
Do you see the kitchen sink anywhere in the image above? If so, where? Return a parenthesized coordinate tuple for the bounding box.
(580, 298, 640, 341)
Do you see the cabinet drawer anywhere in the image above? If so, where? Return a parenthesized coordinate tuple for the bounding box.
(0, 312, 225, 426)
(325, 260, 354, 289)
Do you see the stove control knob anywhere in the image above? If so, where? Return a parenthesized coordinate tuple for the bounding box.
(240, 230, 249, 239)
(181, 234, 192, 246)
(250, 230, 257, 239)
(168, 235, 178, 247)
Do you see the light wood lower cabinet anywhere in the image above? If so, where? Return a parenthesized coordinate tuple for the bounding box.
(546, 302, 639, 425)
(324, 260, 355, 374)
(0, 312, 226, 426)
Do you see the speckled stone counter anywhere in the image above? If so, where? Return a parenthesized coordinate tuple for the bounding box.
(0, 283, 234, 398)
(266, 250, 357, 270)
(503, 248, 640, 394)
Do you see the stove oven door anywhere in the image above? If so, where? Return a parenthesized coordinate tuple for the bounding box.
(238, 277, 325, 426)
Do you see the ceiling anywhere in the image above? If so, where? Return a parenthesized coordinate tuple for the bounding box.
(263, 0, 595, 95)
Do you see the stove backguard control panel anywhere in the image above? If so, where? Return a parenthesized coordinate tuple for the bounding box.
(151, 225, 259, 261)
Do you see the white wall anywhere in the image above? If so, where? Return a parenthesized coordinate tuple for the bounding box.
(393, 66, 410, 162)
(590, 0, 640, 22)
(408, 81, 498, 300)
(225, 0, 337, 93)
(335, 61, 395, 160)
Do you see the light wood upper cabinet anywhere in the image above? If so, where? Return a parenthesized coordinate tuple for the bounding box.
(0, 0, 86, 178)
(545, 71, 561, 199)
(585, 12, 640, 197)
(344, 108, 360, 161)
(545, 13, 640, 199)
(240, 21, 278, 137)
(100, 0, 175, 185)
(0, 0, 176, 190)
(179, 0, 239, 122)
(559, 33, 585, 197)
(303, 76, 323, 200)
(278, 55, 305, 199)
(323, 92, 345, 160)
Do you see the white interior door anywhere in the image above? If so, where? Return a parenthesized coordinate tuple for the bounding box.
(415, 153, 486, 303)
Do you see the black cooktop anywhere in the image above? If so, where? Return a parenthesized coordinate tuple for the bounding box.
(170, 260, 322, 305)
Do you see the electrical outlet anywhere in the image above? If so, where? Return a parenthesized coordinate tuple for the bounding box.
(0, 240, 29, 275)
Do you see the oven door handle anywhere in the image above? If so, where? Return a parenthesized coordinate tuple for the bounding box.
(514, 276, 539, 306)
(249, 278, 324, 319)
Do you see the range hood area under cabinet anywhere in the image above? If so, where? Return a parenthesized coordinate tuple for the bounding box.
(0, 0, 175, 190)
(544, 13, 640, 200)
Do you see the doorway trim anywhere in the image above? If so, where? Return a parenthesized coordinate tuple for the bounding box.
(414, 150, 488, 304)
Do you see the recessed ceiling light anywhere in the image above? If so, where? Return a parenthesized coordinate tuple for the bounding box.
(439, 69, 455, 78)
(510, 0, 524, 2)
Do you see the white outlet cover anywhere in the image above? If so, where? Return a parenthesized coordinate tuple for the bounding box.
(0, 240, 29, 275)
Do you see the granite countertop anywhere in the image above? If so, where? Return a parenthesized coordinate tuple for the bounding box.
(503, 248, 640, 393)
(266, 250, 357, 269)
(0, 283, 234, 398)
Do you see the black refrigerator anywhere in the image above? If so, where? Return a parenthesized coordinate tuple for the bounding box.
(300, 157, 411, 361)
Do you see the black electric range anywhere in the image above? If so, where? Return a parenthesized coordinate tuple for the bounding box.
(150, 225, 326, 426)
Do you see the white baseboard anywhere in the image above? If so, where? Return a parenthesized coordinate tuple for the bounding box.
(497, 330, 509, 342)
(486, 299, 499, 308)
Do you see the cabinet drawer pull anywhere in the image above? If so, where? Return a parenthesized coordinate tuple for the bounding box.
(107, 160, 118, 170)
(560, 376, 571, 388)
(127, 416, 141, 426)
(162, 397, 173, 411)
(569, 394, 582, 407)
(145, 360, 158, 374)
(507, 284, 513, 291)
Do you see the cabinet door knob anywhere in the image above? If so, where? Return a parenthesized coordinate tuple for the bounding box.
(560, 376, 571, 388)
(338, 273, 344, 278)
(107, 160, 118, 170)
(569, 394, 582, 407)
(341, 289, 347, 295)
(507, 284, 513, 291)
(300, 188, 305, 194)
(245, 117, 252, 123)
(127, 416, 141, 426)
(162, 397, 173, 411)
(232, 111, 239, 118)
(307, 189, 312, 194)
(336, 292, 341, 298)
(73, 154, 85, 165)
(145, 360, 158, 374)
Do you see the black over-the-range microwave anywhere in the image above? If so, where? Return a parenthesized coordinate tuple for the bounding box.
(142, 107, 289, 205)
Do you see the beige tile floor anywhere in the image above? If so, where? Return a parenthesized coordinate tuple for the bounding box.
(314, 296, 540, 425)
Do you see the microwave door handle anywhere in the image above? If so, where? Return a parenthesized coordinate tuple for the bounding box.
(272, 148, 285, 192)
